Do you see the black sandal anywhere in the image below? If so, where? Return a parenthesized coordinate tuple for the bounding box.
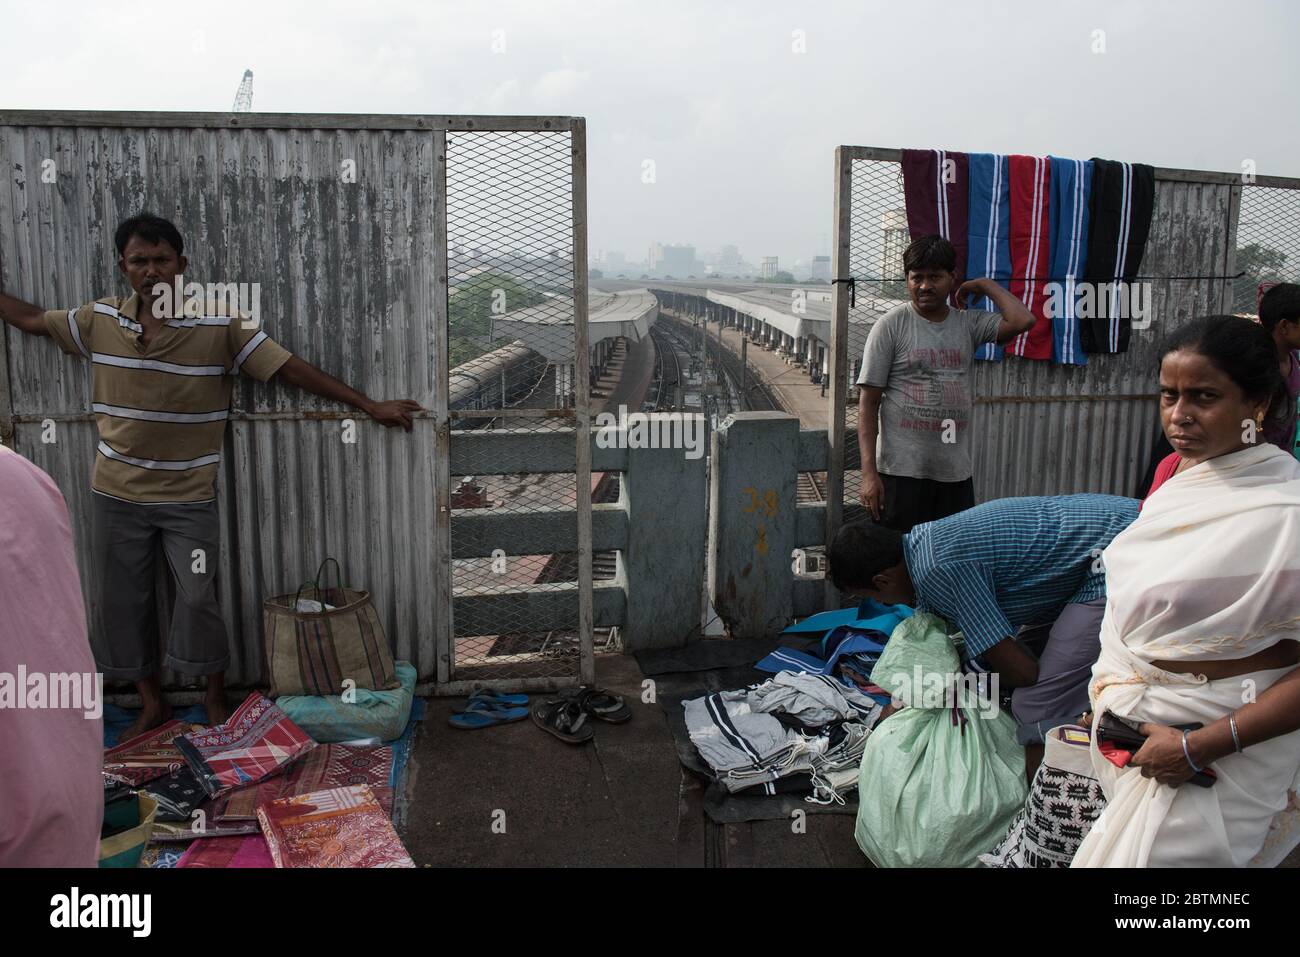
(531, 699, 594, 744)
(562, 686, 632, 724)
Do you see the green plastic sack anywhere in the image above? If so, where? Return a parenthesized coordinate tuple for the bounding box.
(855, 613, 1027, 868)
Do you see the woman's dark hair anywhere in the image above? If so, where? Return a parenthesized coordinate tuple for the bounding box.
(1160, 314, 1287, 418)
(114, 213, 185, 258)
(827, 521, 904, 592)
(902, 235, 956, 274)
(1259, 283, 1300, 332)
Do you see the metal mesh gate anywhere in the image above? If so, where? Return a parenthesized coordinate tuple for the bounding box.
(1233, 182, 1300, 315)
(440, 125, 594, 692)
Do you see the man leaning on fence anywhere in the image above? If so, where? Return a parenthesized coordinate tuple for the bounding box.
(856, 235, 1035, 531)
(0, 213, 422, 738)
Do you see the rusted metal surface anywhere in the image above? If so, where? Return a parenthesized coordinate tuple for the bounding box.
(0, 113, 587, 690)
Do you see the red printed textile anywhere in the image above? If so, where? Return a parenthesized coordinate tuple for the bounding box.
(177, 692, 317, 798)
(214, 744, 393, 822)
(103, 720, 204, 787)
(176, 835, 274, 868)
(257, 784, 414, 868)
(1006, 154, 1054, 360)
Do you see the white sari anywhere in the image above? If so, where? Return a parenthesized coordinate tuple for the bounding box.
(1072, 443, 1300, 868)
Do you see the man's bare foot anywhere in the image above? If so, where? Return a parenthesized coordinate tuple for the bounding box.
(118, 702, 173, 743)
(204, 694, 230, 726)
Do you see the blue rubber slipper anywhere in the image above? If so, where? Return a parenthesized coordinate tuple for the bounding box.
(448, 705, 529, 729)
(451, 690, 530, 714)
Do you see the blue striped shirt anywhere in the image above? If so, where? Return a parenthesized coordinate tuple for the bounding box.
(902, 494, 1140, 658)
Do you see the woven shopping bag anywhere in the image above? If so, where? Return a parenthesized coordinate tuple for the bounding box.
(264, 558, 400, 697)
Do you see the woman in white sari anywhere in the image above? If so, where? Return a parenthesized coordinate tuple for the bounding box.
(1073, 315, 1300, 868)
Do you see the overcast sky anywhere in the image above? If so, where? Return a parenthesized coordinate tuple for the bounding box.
(5, 0, 1297, 271)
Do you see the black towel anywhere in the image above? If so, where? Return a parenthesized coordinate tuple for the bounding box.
(1081, 159, 1155, 353)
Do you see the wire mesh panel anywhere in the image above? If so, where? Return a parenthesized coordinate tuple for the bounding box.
(443, 127, 593, 691)
(1233, 183, 1300, 315)
(841, 156, 911, 522)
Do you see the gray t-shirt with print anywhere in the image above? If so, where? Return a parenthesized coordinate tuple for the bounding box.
(857, 304, 1002, 482)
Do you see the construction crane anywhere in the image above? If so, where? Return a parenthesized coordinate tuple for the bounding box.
(232, 70, 254, 112)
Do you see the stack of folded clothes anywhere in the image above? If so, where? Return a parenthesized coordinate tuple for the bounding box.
(682, 672, 882, 805)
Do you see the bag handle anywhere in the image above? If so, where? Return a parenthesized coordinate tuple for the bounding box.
(291, 558, 344, 609)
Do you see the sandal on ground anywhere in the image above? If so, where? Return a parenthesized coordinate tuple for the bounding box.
(561, 686, 632, 724)
(530, 699, 594, 744)
(448, 704, 529, 730)
(451, 690, 530, 714)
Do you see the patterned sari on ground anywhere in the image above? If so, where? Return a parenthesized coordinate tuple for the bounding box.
(1072, 444, 1300, 867)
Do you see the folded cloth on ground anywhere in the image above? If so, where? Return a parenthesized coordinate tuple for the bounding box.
(980, 724, 1105, 868)
(103, 719, 205, 787)
(214, 744, 394, 822)
(144, 766, 210, 821)
(275, 661, 416, 743)
(177, 692, 317, 798)
(756, 629, 886, 679)
(683, 672, 881, 796)
(256, 784, 414, 868)
(177, 834, 275, 868)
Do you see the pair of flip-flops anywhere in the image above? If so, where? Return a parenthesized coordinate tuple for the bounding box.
(530, 686, 632, 744)
(448, 690, 531, 730)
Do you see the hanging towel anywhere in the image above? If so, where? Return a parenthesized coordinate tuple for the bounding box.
(1081, 159, 1155, 354)
(1006, 155, 1053, 359)
(1047, 157, 1094, 366)
(967, 152, 1012, 362)
(901, 148, 970, 307)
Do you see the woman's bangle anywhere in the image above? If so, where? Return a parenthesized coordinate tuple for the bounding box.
(1181, 729, 1204, 772)
(1230, 713, 1243, 753)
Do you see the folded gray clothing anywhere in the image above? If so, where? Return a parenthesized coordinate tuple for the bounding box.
(682, 672, 881, 795)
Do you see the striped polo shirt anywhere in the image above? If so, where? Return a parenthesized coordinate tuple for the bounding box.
(42, 292, 291, 504)
(902, 494, 1140, 658)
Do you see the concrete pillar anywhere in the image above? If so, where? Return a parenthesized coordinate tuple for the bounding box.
(623, 413, 708, 649)
(708, 413, 799, 638)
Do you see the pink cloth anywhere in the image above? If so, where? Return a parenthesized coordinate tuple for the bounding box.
(0, 446, 104, 866)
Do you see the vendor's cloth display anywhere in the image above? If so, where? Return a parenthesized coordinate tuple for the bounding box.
(856, 612, 1026, 867)
(683, 672, 882, 804)
(981, 724, 1104, 868)
(177, 692, 317, 798)
(103, 719, 205, 787)
(256, 784, 415, 868)
(212, 743, 393, 822)
(1072, 444, 1300, 867)
(177, 835, 275, 869)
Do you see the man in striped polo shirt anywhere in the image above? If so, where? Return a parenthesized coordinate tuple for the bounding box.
(827, 493, 1139, 778)
(0, 213, 421, 738)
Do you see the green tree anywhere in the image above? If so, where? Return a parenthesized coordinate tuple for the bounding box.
(448, 272, 546, 366)
(1234, 243, 1289, 313)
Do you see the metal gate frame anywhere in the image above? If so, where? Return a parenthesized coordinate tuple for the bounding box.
(434, 119, 595, 695)
(0, 110, 592, 696)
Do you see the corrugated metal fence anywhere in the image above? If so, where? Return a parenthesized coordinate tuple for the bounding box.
(0, 111, 588, 690)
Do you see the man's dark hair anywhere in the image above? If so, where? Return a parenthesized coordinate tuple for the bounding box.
(1259, 283, 1300, 332)
(1161, 314, 1287, 420)
(902, 234, 956, 275)
(114, 213, 185, 258)
(827, 521, 905, 592)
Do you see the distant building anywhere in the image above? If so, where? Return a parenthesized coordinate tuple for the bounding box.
(760, 256, 779, 281)
(604, 250, 626, 272)
(810, 255, 831, 282)
(881, 209, 909, 293)
(718, 244, 742, 273)
(650, 242, 697, 277)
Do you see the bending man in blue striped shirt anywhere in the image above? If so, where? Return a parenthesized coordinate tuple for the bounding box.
(827, 493, 1140, 776)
